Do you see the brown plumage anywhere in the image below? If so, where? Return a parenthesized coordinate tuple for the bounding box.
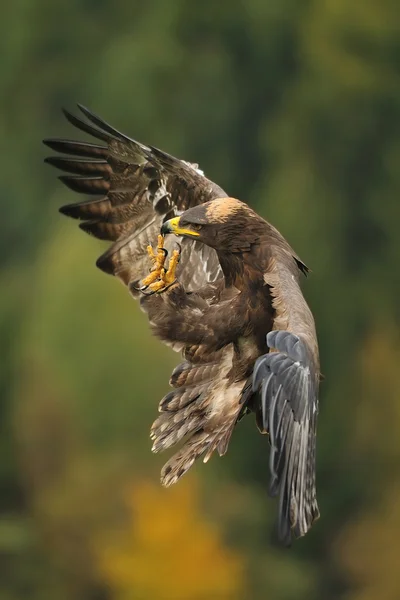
(44, 106, 320, 544)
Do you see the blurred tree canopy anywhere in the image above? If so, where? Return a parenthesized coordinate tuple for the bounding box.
(1, 0, 399, 599)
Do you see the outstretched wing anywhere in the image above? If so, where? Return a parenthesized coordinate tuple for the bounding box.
(43, 105, 225, 293)
(253, 251, 320, 544)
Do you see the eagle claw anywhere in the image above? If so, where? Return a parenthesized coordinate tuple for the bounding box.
(138, 236, 181, 294)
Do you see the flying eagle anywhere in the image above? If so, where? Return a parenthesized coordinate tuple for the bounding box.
(44, 106, 320, 543)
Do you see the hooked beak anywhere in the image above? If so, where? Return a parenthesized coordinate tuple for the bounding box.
(160, 216, 200, 237)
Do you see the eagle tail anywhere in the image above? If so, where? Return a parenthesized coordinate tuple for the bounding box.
(151, 358, 240, 486)
(160, 430, 219, 487)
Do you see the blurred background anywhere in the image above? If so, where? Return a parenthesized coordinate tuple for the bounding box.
(1, 1, 399, 598)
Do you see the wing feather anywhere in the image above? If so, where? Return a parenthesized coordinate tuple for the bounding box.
(253, 248, 320, 544)
(44, 105, 225, 292)
(62, 108, 116, 143)
(253, 330, 319, 545)
(58, 175, 110, 195)
(43, 138, 108, 158)
(45, 156, 111, 176)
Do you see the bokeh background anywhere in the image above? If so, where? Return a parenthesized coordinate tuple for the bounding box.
(2, 1, 400, 599)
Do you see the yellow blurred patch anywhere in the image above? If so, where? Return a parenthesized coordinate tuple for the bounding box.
(95, 478, 245, 600)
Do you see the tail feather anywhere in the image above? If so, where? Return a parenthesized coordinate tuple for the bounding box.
(161, 431, 214, 487)
(153, 354, 245, 485)
(150, 395, 206, 453)
(169, 360, 220, 388)
(159, 383, 210, 412)
(216, 421, 237, 456)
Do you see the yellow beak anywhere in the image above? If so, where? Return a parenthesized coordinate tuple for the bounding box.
(160, 216, 200, 237)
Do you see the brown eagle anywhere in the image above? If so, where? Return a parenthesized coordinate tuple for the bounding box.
(44, 105, 320, 543)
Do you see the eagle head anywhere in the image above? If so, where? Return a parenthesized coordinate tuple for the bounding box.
(161, 197, 264, 252)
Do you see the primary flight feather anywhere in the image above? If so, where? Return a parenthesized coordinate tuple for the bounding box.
(44, 105, 320, 544)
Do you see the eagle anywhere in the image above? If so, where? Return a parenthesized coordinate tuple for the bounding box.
(44, 105, 320, 544)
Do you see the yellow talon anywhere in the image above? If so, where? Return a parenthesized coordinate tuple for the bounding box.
(141, 269, 162, 287)
(157, 234, 164, 249)
(141, 235, 167, 287)
(141, 235, 181, 293)
(148, 274, 168, 293)
(164, 249, 180, 285)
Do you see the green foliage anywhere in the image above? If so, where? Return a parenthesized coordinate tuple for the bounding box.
(1, 0, 399, 598)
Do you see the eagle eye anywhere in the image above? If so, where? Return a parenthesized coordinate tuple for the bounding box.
(191, 223, 203, 232)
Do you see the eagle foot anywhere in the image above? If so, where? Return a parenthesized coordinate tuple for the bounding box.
(139, 239, 181, 295)
(140, 234, 168, 288)
(148, 246, 181, 293)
